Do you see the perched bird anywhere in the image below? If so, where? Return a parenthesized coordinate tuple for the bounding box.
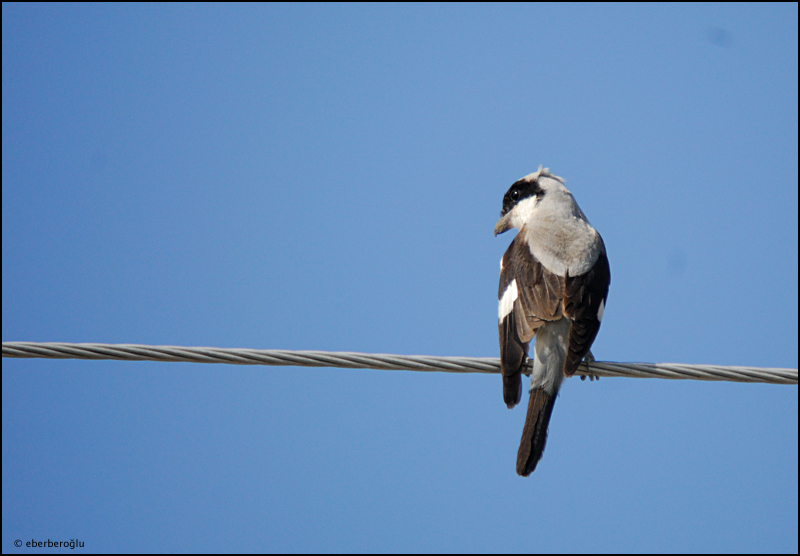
(495, 167, 610, 476)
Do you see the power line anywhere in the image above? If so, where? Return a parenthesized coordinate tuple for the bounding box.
(2, 342, 796, 385)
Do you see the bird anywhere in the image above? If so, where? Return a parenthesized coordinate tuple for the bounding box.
(495, 166, 610, 476)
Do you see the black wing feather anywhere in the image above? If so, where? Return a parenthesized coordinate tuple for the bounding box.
(562, 246, 611, 376)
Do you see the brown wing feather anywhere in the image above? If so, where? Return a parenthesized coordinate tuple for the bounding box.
(504, 234, 564, 341)
(499, 234, 566, 407)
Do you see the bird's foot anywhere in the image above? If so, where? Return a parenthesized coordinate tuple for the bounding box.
(579, 350, 600, 381)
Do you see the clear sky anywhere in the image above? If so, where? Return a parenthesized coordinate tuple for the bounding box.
(3, 3, 797, 553)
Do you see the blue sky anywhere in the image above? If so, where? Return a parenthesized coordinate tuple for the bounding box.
(2, 3, 797, 553)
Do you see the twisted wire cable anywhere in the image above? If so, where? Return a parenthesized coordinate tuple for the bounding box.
(2, 342, 796, 385)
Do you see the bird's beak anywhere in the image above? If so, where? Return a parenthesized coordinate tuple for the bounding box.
(494, 214, 511, 236)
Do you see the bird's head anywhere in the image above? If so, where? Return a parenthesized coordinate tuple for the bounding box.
(494, 166, 566, 236)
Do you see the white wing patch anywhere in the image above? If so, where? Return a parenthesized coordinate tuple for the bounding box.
(597, 299, 605, 322)
(498, 279, 518, 321)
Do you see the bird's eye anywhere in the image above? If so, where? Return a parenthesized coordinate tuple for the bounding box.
(511, 189, 520, 201)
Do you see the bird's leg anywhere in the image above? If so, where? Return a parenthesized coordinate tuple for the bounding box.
(579, 350, 599, 381)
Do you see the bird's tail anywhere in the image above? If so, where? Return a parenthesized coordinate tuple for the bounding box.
(516, 387, 557, 477)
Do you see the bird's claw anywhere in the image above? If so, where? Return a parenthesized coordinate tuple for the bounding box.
(579, 350, 599, 381)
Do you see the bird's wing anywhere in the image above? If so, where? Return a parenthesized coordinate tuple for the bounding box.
(500, 232, 565, 339)
(562, 245, 611, 376)
(498, 232, 565, 400)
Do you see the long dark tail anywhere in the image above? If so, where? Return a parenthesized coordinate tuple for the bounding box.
(516, 387, 557, 476)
